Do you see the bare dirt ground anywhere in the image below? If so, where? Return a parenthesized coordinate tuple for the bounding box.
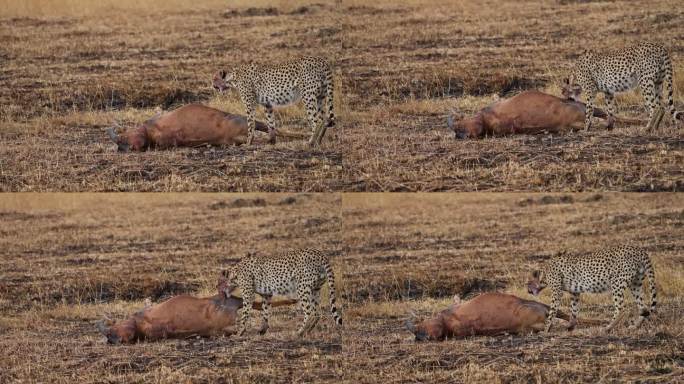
(0, 193, 344, 383)
(340, 193, 683, 382)
(1, 0, 682, 191)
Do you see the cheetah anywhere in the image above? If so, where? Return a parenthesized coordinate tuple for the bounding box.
(527, 246, 656, 333)
(223, 248, 342, 337)
(212, 56, 335, 147)
(562, 41, 680, 131)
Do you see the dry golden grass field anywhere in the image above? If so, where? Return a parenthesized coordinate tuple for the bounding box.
(1, 0, 682, 191)
(1, 1, 343, 192)
(1, 1, 683, 383)
(2, 193, 681, 383)
(0, 193, 344, 383)
(338, 0, 684, 192)
(341, 193, 683, 382)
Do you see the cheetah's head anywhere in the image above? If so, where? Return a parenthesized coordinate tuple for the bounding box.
(217, 273, 231, 298)
(219, 269, 239, 298)
(212, 70, 234, 93)
(560, 74, 582, 101)
(527, 270, 547, 296)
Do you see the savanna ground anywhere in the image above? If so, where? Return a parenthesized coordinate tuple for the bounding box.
(1, 193, 682, 382)
(341, 193, 683, 382)
(0, 193, 344, 383)
(0, 1, 344, 192)
(339, 0, 684, 191)
(1, 0, 683, 192)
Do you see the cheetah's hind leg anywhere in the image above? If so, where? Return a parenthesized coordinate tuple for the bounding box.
(651, 106, 665, 131)
(258, 296, 271, 335)
(314, 96, 329, 146)
(304, 290, 322, 333)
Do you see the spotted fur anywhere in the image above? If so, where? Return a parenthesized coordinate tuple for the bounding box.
(528, 246, 656, 332)
(213, 56, 335, 146)
(226, 248, 342, 337)
(564, 41, 679, 131)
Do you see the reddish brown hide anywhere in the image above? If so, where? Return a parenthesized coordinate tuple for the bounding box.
(106, 104, 304, 151)
(97, 279, 297, 344)
(447, 91, 614, 139)
(406, 292, 577, 341)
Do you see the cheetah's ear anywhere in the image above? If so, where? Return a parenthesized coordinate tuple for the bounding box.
(532, 270, 540, 279)
(219, 69, 227, 79)
(567, 74, 575, 85)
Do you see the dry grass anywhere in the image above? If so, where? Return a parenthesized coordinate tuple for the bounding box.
(1, 0, 317, 17)
(1, 193, 682, 382)
(1, 0, 682, 191)
(0, 1, 343, 191)
(337, 0, 684, 191)
(340, 193, 684, 382)
(0, 193, 343, 383)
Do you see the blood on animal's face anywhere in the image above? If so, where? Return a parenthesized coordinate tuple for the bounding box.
(527, 271, 547, 296)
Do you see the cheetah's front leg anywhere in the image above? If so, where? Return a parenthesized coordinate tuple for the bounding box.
(584, 92, 596, 131)
(265, 106, 276, 145)
(545, 288, 563, 333)
(605, 93, 616, 129)
(241, 94, 257, 146)
(237, 287, 255, 336)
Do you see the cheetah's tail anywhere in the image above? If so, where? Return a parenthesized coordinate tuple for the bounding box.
(325, 262, 342, 326)
(662, 54, 681, 122)
(645, 258, 657, 314)
(325, 68, 335, 128)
